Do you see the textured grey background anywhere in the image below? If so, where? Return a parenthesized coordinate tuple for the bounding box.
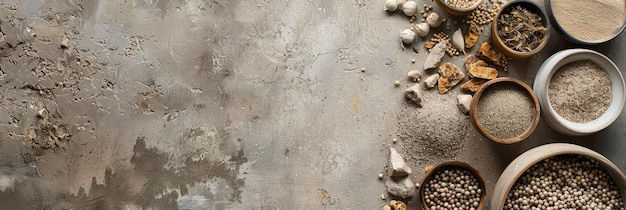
(0, 0, 623, 209)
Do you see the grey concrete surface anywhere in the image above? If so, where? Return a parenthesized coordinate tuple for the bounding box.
(0, 0, 624, 209)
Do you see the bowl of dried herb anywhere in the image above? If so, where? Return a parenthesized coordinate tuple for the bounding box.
(490, 0, 550, 59)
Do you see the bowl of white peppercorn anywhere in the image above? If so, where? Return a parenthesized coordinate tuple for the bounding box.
(492, 143, 626, 209)
(419, 161, 487, 210)
(534, 49, 626, 136)
(434, 0, 482, 16)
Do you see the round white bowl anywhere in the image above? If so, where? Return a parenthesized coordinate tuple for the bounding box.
(534, 49, 625, 136)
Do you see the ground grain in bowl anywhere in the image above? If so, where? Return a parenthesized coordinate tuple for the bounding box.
(551, 0, 625, 42)
(477, 83, 535, 139)
(548, 60, 612, 123)
(504, 155, 625, 210)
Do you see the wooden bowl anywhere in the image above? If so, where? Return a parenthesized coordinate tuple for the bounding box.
(491, 143, 626, 209)
(434, 0, 481, 16)
(419, 161, 487, 210)
(469, 77, 540, 144)
(490, 0, 550, 59)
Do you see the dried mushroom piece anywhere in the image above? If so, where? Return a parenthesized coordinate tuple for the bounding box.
(477, 42, 510, 71)
(465, 55, 498, 80)
(438, 62, 465, 94)
(461, 78, 488, 93)
(464, 22, 482, 48)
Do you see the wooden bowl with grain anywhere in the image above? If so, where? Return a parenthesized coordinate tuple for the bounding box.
(419, 161, 487, 210)
(469, 77, 540, 144)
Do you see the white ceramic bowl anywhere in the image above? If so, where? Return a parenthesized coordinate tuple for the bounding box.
(534, 49, 625, 136)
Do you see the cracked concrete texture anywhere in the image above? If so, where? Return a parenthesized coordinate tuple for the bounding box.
(0, 0, 625, 209)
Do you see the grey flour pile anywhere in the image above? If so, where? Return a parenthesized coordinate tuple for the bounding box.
(396, 89, 470, 165)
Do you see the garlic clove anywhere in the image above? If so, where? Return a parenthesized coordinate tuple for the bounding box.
(426, 12, 442, 28)
(416, 22, 430, 37)
(384, 0, 398, 12)
(402, 1, 418, 16)
(452, 29, 466, 55)
(400, 29, 417, 44)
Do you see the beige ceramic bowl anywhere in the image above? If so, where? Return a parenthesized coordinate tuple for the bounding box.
(491, 143, 626, 209)
(533, 49, 625, 136)
(545, 0, 626, 44)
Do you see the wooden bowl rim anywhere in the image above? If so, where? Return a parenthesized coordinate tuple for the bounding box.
(469, 77, 541, 144)
(419, 161, 487, 210)
(491, 0, 550, 58)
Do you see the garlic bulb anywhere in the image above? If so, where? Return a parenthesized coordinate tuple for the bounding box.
(384, 0, 398, 12)
(416, 22, 430, 37)
(396, 0, 406, 7)
(426, 12, 443, 28)
(452, 29, 466, 55)
(400, 29, 416, 44)
(402, 1, 418, 16)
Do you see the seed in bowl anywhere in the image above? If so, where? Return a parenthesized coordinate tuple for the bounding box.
(548, 60, 612, 123)
(496, 6, 547, 52)
(443, 0, 480, 9)
(423, 166, 482, 210)
(504, 155, 625, 210)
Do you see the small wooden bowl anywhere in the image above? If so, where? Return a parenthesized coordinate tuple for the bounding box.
(490, 0, 550, 59)
(434, 0, 481, 16)
(469, 77, 540, 144)
(419, 161, 487, 210)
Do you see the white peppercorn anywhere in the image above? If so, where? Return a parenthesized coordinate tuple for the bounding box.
(504, 155, 625, 210)
(423, 166, 483, 210)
